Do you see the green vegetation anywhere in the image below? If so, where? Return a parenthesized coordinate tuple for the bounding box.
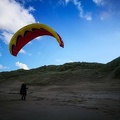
(0, 57, 120, 85)
(101, 57, 120, 71)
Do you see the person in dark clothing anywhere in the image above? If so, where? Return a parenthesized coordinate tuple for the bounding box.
(20, 83, 28, 100)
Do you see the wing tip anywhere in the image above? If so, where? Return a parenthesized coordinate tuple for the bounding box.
(60, 41, 64, 48)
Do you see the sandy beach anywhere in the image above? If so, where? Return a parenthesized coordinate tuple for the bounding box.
(0, 80, 120, 120)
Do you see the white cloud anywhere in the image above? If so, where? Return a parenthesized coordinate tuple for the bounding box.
(64, 0, 120, 21)
(19, 49, 32, 56)
(84, 13, 92, 21)
(0, 64, 7, 69)
(73, 0, 85, 19)
(16, 61, 29, 70)
(65, 0, 70, 4)
(28, 6, 36, 12)
(19, 49, 27, 54)
(1, 31, 13, 44)
(93, 0, 120, 20)
(64, 0, 92, 21)
(93, 0, 111, 20)
(0, 0, 36, 44)
(92, 0, 104, 6)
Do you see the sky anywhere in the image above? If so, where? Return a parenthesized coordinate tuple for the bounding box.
(0, 0, 120, 72)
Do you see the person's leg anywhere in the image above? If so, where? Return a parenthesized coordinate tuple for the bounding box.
(21, 95, 23, 100)
(23, 95, 26, 100)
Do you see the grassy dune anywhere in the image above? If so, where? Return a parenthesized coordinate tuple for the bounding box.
(0, 57, 120, 85)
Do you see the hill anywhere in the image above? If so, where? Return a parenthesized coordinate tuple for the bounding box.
(0, 57, 120, 85)
(101, 56, 120, 78)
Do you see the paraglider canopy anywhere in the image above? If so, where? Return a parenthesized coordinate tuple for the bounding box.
(9, 23, 64, 56)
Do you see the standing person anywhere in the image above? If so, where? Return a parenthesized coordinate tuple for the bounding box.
(20, 82, 28, 100)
